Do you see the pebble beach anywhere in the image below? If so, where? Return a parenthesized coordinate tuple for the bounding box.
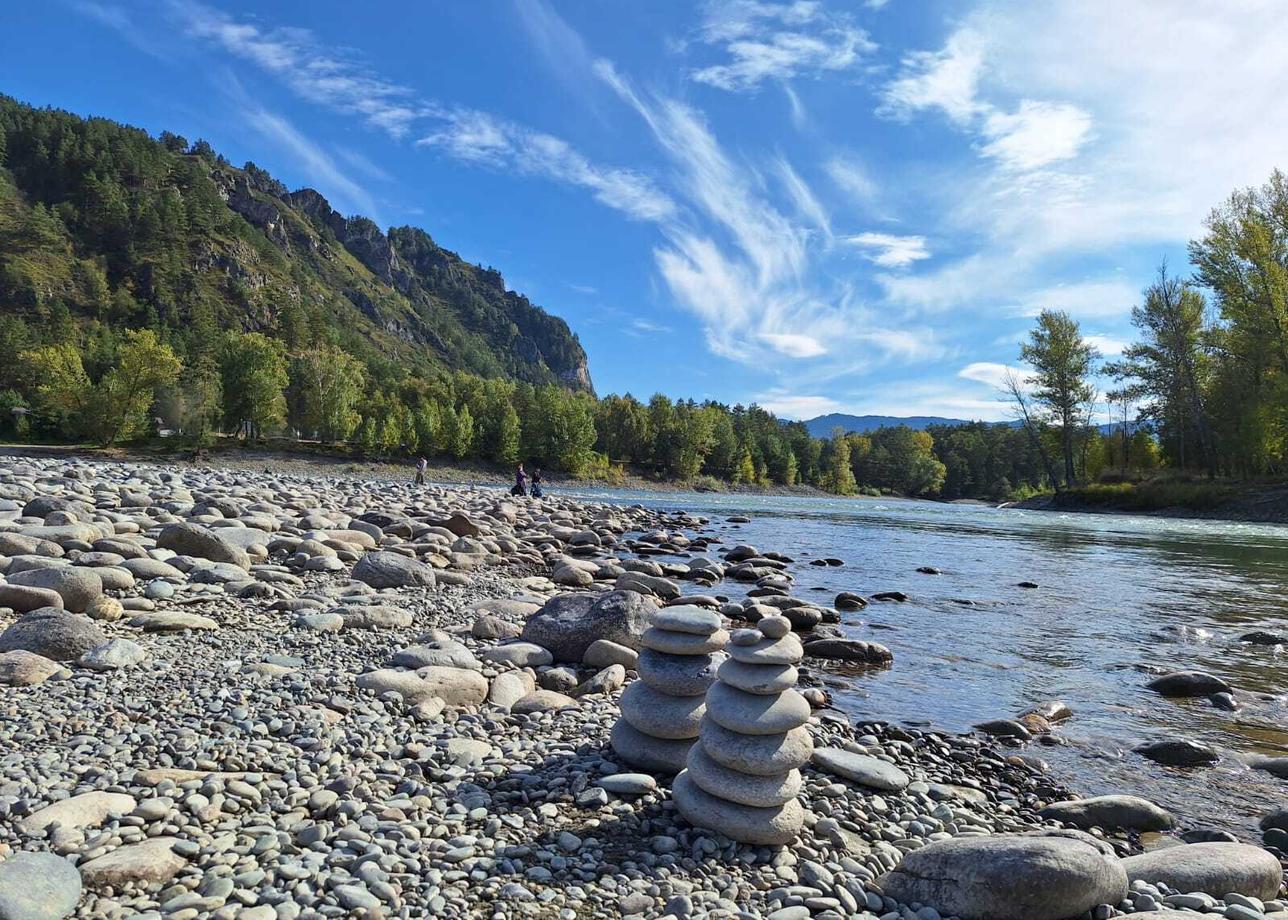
(0, 456, 1285, 920)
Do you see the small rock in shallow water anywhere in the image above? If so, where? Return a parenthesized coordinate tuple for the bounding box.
(1135, 738, 1220, 767)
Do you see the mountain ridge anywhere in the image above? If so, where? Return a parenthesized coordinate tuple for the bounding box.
(0, 95, 593, 391)
(802, 413, 1127, 438)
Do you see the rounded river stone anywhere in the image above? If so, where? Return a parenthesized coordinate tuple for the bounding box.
(705, 682, 810, 735)
(717, 658, 797, 695)
(672, 769, 805, 846)
(699, 717, 813, 776)
(653, 605, 723, 636)
(641, 626, 729, 656)
(637, 648, 722, 697)
(620, 680, 704, 739)
(687, 743, 801, 807)
(726, 634, 803, 666)
(610, 720, 692, 774)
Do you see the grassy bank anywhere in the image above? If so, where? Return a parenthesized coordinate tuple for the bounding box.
(1014, 475, 1288, 524)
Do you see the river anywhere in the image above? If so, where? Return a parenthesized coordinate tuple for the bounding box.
(568, 486, 1288, 835)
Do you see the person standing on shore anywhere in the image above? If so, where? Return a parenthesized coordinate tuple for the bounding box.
(414, 456, 427, 485)
(531, 468, 544, 498)
(512, 463, 529, 497)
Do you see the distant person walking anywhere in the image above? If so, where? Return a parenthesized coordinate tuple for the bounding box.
(530, 468, 544, 498)
(511, 463, 529, 497)
(414, 456, 427, 485)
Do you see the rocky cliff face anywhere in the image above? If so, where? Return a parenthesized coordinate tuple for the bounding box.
(211, 170, 594, 393)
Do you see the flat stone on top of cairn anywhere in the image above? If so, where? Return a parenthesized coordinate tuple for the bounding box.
(611, 605, 729, 773)
(672, 614, 811, 845)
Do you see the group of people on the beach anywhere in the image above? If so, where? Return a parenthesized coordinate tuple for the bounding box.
(412, 456, 543, 498)
(510, 462, 543, 497)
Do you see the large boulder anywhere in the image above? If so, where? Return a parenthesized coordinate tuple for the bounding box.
(520, 590, 657, 662)
(156, 522, 250, 569)
(0, 851, 82, 920)
(1039, 795, 1176, 832)
(352, 551, 436, 589)
(8, 567, 102, 613)
(1119, 842, 1282, 900)
(877, 830, 1129, 920)
(0, 608, 107, 662)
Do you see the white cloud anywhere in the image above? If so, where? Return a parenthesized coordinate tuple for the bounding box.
(958, 361, 1016, 388)
(881, 4, 1288, 265)
(844, 232, 929, 268)
(759, 332, 827, 357)
(754, 390, 842, 419)
(879, 28, 986, 125)
(691, 0, 876, 91)
(418, 110, 676, 222)
(980, 101, 1092, 171)
(1084, 334, 1127, 356)
(596, 59, 935, 374)
(847, 378, 1015, 421)
(171, 0, 429, 138)
(879, 27, 1092, 178)
(1017, 280, 1139, 321)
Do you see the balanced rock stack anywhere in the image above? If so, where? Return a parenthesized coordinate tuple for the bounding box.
(611, 605, 729, 773)
(673, 614, 812, 845)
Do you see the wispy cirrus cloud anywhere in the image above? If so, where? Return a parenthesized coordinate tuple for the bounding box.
(74, 1, 172, 58)
(148, 2, 678, 226)
(690, 0, 876, 91)
(241, 106, 382, 222)
(596, 58, 935, 374)
(170, 0, 431, 138)
(417, 109, 676, 222)
(626, 318, 675, 337)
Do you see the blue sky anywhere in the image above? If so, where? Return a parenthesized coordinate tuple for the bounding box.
(5, 1, 1287, 420)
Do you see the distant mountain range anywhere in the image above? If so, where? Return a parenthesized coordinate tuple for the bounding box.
(802, 413, 1129, 438)
(802, 414, 980, 437)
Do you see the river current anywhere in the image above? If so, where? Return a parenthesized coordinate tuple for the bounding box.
(567, 486, 1288, 835)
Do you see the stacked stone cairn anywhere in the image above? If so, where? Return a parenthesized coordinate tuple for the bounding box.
(672, 614, 812, 845)
(611, 605, 729, 773)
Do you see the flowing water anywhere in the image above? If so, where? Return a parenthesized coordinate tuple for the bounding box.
(569, 486, 1288, 834)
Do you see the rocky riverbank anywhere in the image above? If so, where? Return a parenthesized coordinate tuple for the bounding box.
(0, 456, 1283, 920)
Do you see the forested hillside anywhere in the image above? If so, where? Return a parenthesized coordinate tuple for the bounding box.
(0, 95, 591, 391)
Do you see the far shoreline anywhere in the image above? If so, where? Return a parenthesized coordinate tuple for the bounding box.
(0, 440, 1284, 527)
